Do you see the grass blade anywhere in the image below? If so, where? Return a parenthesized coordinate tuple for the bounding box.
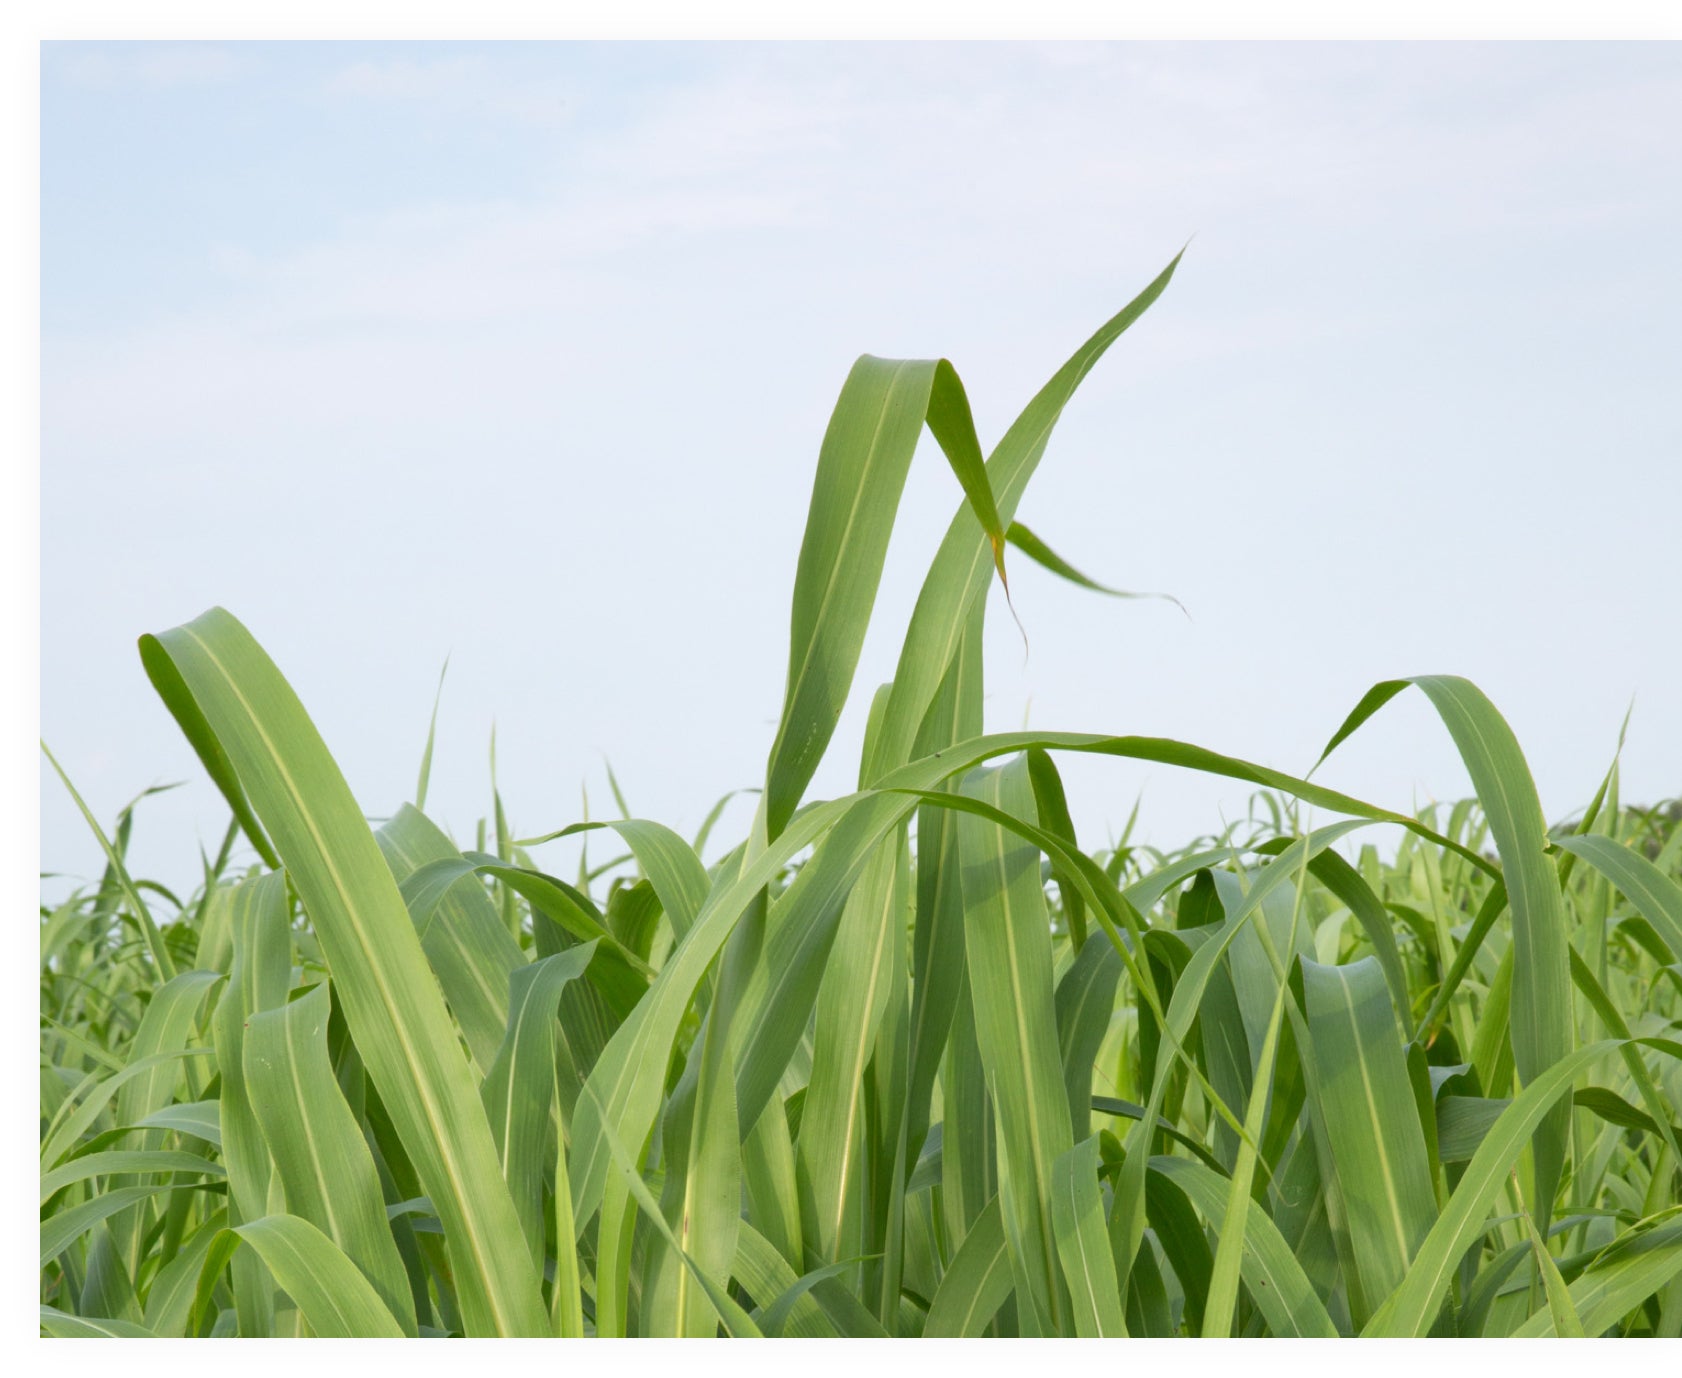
(479, 945, 595, 1269)
(244, 982, 418, 1334)
(1319, 677, 1573, 1227)
(378, 806, 525, 1074)
(923, 1195, 1011, 1337)
(139, 608, 547, 1335)
(1006, 520, 1184, 612)
(956, 758, 1073, 1333)
(1300, 956, 1438, 1324)
(1050, 1135, 1127, 1336)
(1150, 1155, 1339, 1337)
(1364, 1039, 1620, 1336)
(1513, 1219, 1682, 1337)
(864, 252, 1184, 784)
(228, 1215, 407, 1338)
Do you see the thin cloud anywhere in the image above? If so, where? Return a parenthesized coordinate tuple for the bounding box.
(49, 42, 241, 92)
(44, 44, 1680, 451)
(326, 53, 575, 127)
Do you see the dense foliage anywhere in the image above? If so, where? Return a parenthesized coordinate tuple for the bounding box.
(40, 258, 1682, 1337)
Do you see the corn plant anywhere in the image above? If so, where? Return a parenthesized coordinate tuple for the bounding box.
(40, 253, 1682, 1338)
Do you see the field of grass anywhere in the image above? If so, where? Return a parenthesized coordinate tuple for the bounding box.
(39, 254, 1682, 1338)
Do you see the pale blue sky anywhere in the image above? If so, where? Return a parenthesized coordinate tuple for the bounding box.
(41, 41, 1681, 895)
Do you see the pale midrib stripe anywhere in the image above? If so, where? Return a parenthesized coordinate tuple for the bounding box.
(270, 1232, 354, 1332)
(880, 537, 991, 772)
(1063, 1177, 1108, 1334)
(958, 1236, 1009, 1335)
(1376, 1043, 1609, 1335)
(286, 1013, 348, 1253)
(1336, 967, 1413, 1273)
(380, 829, 421, 873)
(452, 927, 505, 1033)
(903, 639, 973, 1069)
(384, 830, 511, 1056)
(1235, 1229, 1308, 1335)
(879, 381, 1080, 770)
(908, 824, 960, 1078)
(573, 800, 856, 1233)
(500, 991, 540, 1176)
(67, 1316, 131, 1338)
(182, 626, 520, 1335)
(774, 362, 918, 776)
(672, 1005, 731, 1330)
(827, 853, 899, 1249)
(1442, 682, 1559, 1066)
(613, 824, 703, 931)
(990, 792, 1063, 1329)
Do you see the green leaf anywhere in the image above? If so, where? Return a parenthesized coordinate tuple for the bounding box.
(42, 1185, 190, 1269)
(1109, 824, 1371, 1298)
(1435, 1095, 1510, 1163)
(413, 656, 449, 811)
(1089, 1096, 1224, 1170)
(1523, 1203, 1586, 1336)
(903, 608, 983, 1173)
(113, 969, 221, 1144)
(210, 867, 290, 1336)
(1364, 1038, 1621, 1336)
(957, 758, 1074, 1333)
(923, 1195, 1012, 1336)
(579, 1081, 762, 1338)
(40, 742, 180, 981)
(141, 1207, 228, 1337)
(864, 252, 1184, 785)
(377, 806, 526, 1074)
(1055, 931, 1122, 1143)
(741, 1090, 805, 1272)
(519, 818, 710, 936)
(479, 944, 596, 1269)
(757, 1256, 870, 1338)
(1555, 833, 1682, 962)
(569, 793, 850, 1241)
(1573, 1086, 1682, 1145)
(1513, 1219, 1682, 1337)
(798, 830, 907, 1266)
(763, 352, 1013, 840)
(244, 982, 418, 1335)
(139, 609, 546, 1335)
(228, 1215, 408, 1338)
(1006, 521, 1183, 612)
(1300, 955, 1438, 1324)
(641, 853, 753, 1337)
(732, 1221, 837, 1337)
(39, 1305, 156, 1339)
(133, 638, 280, 870)
(1050, 1135, 1127, 1336)
(40, 1150, 226, 1203)
(1203, 931, 1295, 1337)
(570, 725, 1473, 1265)
(1319, 677, 1573, 1228)
(40, 1049, 215, 1173)
(1149, 1155, 1339, 1337)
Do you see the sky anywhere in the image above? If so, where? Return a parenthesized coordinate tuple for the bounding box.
(39, 40, 1682, 899)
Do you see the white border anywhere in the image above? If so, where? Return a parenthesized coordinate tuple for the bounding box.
(14, 3, 1678, 1364)
(22, 0, 1682, 40)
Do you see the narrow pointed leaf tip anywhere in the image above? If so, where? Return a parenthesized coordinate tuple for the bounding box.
(1007, 521, 1188, 616)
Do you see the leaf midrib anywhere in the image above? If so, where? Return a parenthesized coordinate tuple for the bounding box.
(182, 624, 522, 1336)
